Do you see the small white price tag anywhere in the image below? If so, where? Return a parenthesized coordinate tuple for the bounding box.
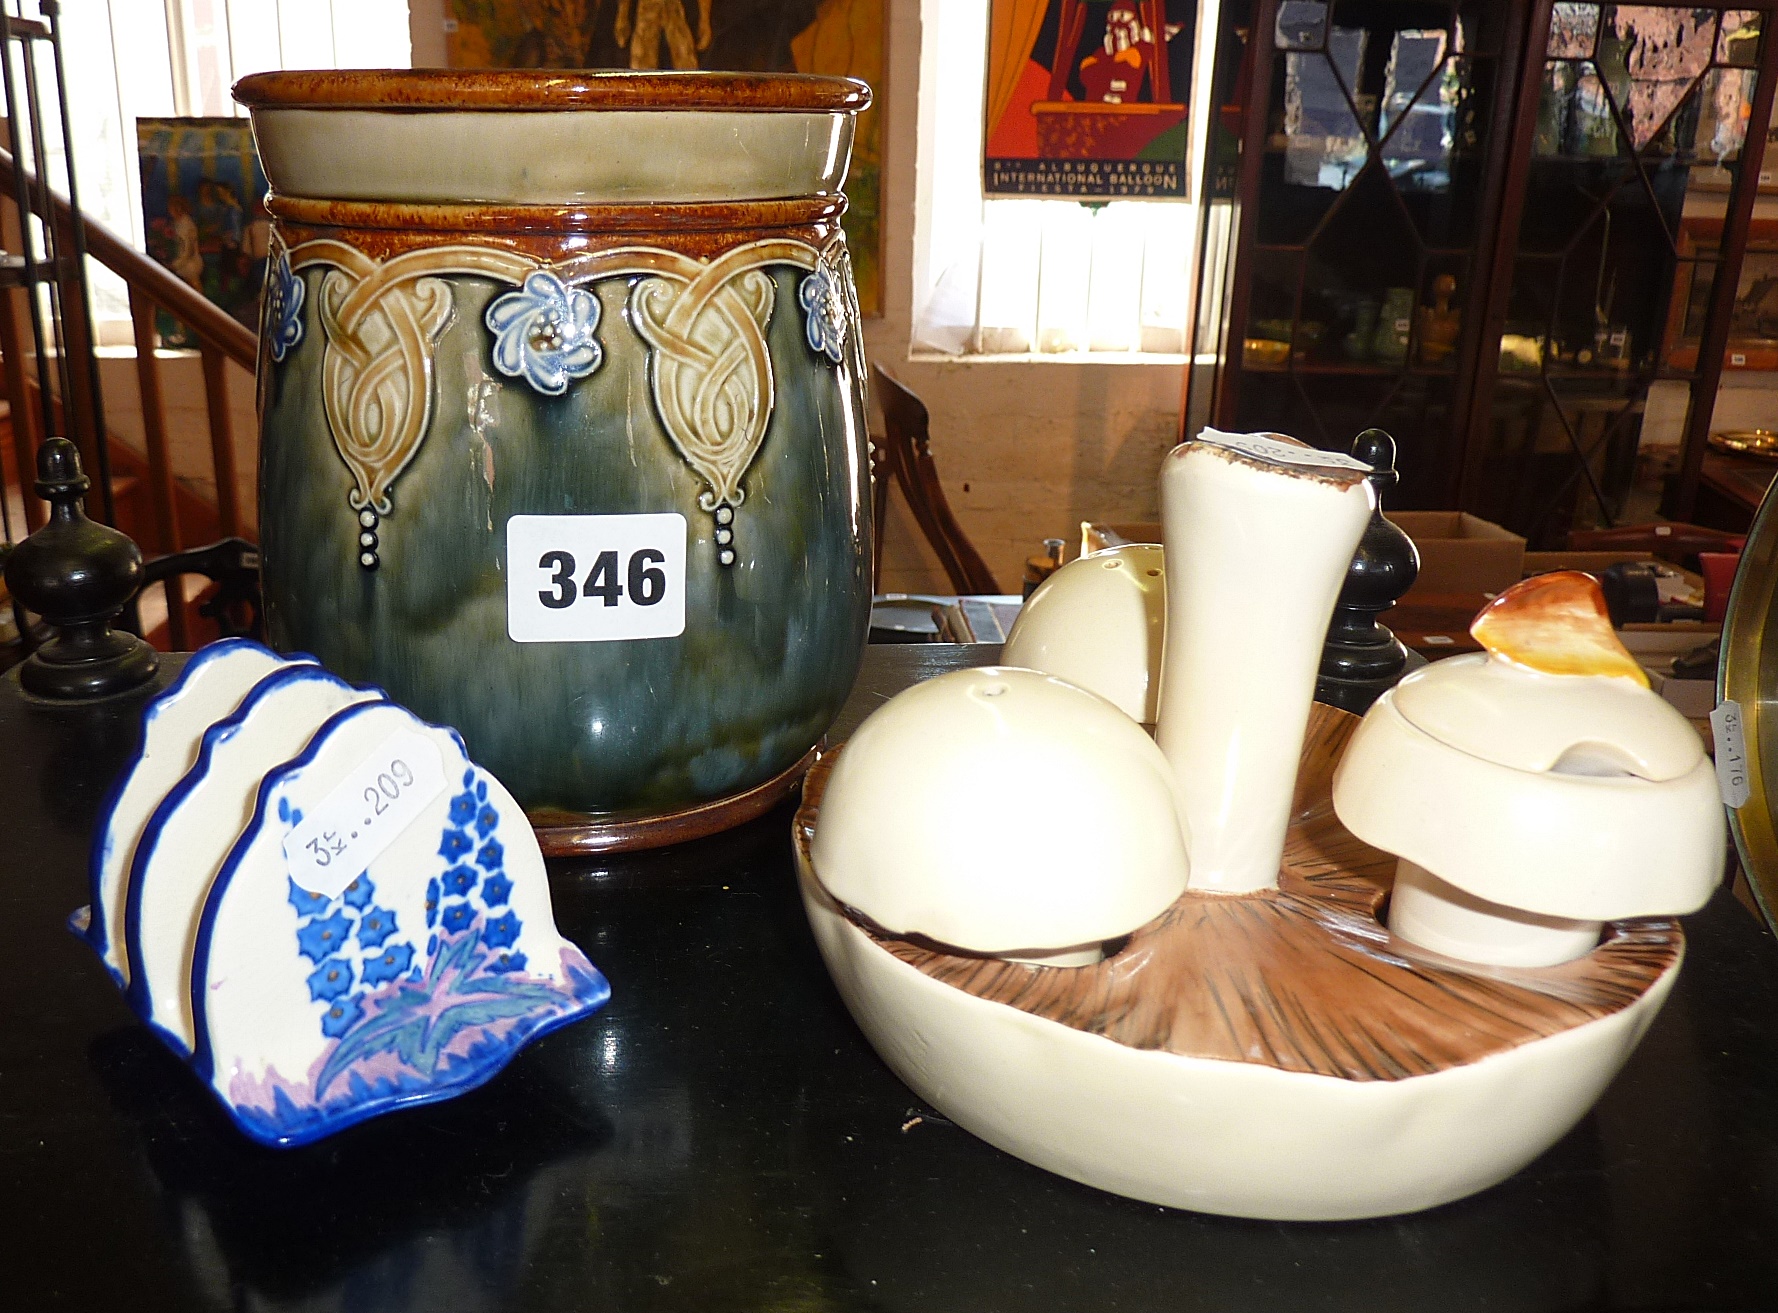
(1197, 428, 1372, 473)
(1712, 700, 1752, 809)
(284, 729, 447, 898)
(506, 513, 687, 644)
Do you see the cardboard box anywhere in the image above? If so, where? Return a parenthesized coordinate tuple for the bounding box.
(1523, 550, 1656, 576)
(1391, 511, 1526, 599)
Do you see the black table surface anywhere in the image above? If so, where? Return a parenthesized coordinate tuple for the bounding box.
(7, 644, 1778, 1311)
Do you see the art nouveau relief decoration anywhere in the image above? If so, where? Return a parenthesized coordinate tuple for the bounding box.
(238, 69, 874, 828)
(629, 251, 776, 566)
(279, 237, 849, 570)
(485, 270, 604, 396)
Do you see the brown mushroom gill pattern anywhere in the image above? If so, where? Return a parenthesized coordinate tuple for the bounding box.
(796, 704, 1681, 1083)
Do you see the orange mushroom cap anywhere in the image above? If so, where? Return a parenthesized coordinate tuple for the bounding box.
(1469, 571, 1649, 687)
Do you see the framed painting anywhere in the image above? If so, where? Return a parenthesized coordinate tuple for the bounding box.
(443, 0, 886, 315)
(1664, 217, 1778, 372)
(984, 0, 1197, 199)
(136, 117, 270, 348)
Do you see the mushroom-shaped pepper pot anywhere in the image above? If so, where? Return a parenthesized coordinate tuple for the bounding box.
(1332, 570, 1725, 967)
(1000, 543, 1165, 724)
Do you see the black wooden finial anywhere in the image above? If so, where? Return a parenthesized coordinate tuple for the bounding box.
(4, 438, 157, 699)
(1316, 429, 1420, 715)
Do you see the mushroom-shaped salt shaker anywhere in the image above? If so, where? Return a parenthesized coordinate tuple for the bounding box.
(1333, 571, 1725, 967)
(1001, 543, 1165, 723)
(810, 667, 1189, 965)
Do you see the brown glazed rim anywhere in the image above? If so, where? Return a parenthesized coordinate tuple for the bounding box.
(268, 192, 847, 234)
(234, 69, 871, 113)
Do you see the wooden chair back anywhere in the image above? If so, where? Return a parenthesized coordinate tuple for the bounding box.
(871, 364, 1001, 594)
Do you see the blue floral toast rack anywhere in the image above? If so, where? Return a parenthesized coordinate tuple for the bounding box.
(75, 638, 610, 1147)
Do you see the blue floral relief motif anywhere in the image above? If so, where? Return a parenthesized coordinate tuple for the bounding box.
(441, 902, 475, 934)
(266, 246, 304, 364)
(448, 791, 477, 826)
(487, 951, 529, 975)
(297, 912, 353, 963)
(476, 838, 505, 871)
(485, 270, 602, 396)
(357, 907, 399, 950)
(480, 872, 513, 908)
(306, 958, 354, 1002)
(425, 878, 441, 928)
(439, 829, 473, 861)
(341, 876, 375, 910)
(475, 804, 499, 838)
(798, 259, 848, 364)
(442, 865, 478, 897)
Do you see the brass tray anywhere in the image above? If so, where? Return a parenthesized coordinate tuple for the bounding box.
(1720, 474, 1778, 930)
(1709, 429, 1778, 460)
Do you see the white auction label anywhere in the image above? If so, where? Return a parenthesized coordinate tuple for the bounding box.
(1712, 700, 1752, 809)
(284, 729, 448, 898)
(1197, 427, 1372, 473)
(506, 513, 687, 643)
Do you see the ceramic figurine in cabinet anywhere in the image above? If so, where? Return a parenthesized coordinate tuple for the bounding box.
(796, 432, 1725, 1222)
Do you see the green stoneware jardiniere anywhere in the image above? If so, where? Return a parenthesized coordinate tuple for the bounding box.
(235, 70, 873, 834)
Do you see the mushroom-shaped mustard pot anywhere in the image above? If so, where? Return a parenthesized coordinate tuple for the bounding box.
(1333, 571, 1725, 967)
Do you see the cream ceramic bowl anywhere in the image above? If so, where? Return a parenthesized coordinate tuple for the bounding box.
(795, 836, 1677, 1221)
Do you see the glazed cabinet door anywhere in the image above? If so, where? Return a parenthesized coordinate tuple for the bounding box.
(1460, 2, 1778, 545)
(1205, 0, 1529, 507)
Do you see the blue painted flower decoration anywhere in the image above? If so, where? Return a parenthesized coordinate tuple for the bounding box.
(485, 270, 602, 396)
(265, 246, 304, 364)
(306, 957, 354, 1003)
(278, 773, 566, 1102)
(798, 263, 848, 364)
(137, 758, 611, 1150)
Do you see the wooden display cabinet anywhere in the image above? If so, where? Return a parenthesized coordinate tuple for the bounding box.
(1189, 0, 1778, 546)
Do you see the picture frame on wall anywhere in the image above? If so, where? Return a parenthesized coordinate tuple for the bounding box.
(136, 116, 270, 348)
(983, 0, 1197, 199)
(1662, 216, 1778, 372)
(442, 0, 886, 316)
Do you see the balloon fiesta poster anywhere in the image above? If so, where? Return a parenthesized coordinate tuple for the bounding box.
(985, 0, 1196, 199)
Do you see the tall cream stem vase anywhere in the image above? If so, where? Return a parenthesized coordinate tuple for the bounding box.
(1155, 435, 1374, 894)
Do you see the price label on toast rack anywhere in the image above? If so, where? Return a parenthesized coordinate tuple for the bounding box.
(506, 513, 687, 643)
(284, 729, 447, 898)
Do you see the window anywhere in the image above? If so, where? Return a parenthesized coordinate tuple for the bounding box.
(912, 0, 1221, 357)
(46, 1, 410, 340)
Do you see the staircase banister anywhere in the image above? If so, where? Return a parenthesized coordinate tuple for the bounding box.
(0, 146, 259, 370)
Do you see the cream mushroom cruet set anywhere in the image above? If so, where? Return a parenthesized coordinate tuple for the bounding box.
(796, 428, 1728, 1222)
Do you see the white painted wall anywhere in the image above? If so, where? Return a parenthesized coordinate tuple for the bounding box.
(865, 0, 1186, 593)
